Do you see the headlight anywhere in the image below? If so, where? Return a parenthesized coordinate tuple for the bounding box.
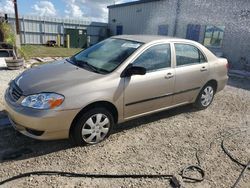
(21, 93, 64, 109)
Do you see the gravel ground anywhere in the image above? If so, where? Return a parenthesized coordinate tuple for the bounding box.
(0, 68, 249, 188)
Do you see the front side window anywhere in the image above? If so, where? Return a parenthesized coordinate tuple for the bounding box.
(71, 38, 142, 73)
(203, 25, 225, 47)
(133, 44, 171, 72)
(175, 44, 206, 66)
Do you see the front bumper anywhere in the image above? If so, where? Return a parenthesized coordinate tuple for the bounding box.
(4, 90, 80, 140)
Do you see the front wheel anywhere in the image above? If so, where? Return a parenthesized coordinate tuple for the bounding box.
(70, 108, 114, 146)
(194, 85, 215, 110)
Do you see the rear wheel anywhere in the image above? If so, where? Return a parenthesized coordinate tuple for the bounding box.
(70, 108, 114, 146)
(194, 84, 215, 110)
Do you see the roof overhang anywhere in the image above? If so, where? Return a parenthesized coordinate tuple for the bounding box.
(107, 0, 162, 9)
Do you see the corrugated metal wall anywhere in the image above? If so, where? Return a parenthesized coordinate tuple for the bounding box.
(7, 14, 108, 46)
(109, 0, 177, 36)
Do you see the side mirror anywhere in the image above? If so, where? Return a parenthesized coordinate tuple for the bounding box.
(121, 65, 146, 77)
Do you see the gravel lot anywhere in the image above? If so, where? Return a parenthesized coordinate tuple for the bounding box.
(0, 68, 249, 188)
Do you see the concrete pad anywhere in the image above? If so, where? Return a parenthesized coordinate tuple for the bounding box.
(229, 69, 250, 77)
(0, 58, 7, 68)
(228, 69, 250, 80)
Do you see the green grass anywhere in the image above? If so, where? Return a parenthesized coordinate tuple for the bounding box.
(21, 45, 82, 59)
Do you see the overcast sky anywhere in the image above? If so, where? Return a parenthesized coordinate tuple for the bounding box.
(0, 0, 138, 22)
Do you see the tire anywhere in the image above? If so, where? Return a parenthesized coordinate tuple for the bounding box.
(194, 84, 215, 110)
(70, 108, 114, 146)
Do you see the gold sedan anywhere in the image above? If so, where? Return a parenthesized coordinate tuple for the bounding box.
(4, 35, 228, 145)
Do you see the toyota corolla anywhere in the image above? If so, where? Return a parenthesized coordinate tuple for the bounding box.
(4, 35, 228, 145)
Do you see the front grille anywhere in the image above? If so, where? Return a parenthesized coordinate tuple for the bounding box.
(9, 81, 23, 102)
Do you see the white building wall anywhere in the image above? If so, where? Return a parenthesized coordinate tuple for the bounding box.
(176, 0, 250, 67)
(108, 0, 250, 68)
(109, 0, 177, 36)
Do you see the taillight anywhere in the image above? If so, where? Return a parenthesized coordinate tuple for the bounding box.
(226, 62, 229, 70)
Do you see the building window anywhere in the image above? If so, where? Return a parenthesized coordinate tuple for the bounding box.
(203, 26, 225, 47)
(186, 24, 201, 42)
(116, 25, 123, 35)
(158, 25, 168, 36)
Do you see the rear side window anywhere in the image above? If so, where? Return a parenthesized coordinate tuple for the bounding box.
(175, 44, 206, 66)
(133, 44, 171, 72)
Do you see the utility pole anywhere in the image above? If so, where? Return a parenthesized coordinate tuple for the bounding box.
(13, 0, 20, 34)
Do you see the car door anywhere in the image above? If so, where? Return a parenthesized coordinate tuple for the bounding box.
(123, 43, 175, 119)
(173, 43, 210, 104)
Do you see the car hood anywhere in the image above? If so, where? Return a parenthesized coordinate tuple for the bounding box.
(15, 60, 103, 95)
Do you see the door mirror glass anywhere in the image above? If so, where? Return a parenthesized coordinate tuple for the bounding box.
(121, 66, 146, 77)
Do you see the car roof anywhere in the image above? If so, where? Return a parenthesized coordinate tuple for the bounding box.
(111, 35, 192, 44)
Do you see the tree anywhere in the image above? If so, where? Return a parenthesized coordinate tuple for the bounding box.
(0, 22, 16, 47)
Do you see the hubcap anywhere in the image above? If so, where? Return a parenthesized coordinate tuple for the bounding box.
(201, 86, 214, 107)
(81, 113, 110, 144)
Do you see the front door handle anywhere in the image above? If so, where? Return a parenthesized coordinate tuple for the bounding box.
(200, 66, 208, 72)
(165, 73, 174, 79)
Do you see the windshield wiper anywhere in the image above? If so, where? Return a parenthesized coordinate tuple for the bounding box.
(68, 57, 109, 74)
(66, 58, 75, 64)
(74, 59, 109, 74)
(75, 60, 101, 73)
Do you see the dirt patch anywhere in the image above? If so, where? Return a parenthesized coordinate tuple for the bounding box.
(0, 69, 249, 187)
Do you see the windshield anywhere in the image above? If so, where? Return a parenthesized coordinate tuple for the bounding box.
(70, 38, 143, 74)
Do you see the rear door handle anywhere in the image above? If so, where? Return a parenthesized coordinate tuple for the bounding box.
(200, 66, 208, 72)
(165, 73, 174, 79)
